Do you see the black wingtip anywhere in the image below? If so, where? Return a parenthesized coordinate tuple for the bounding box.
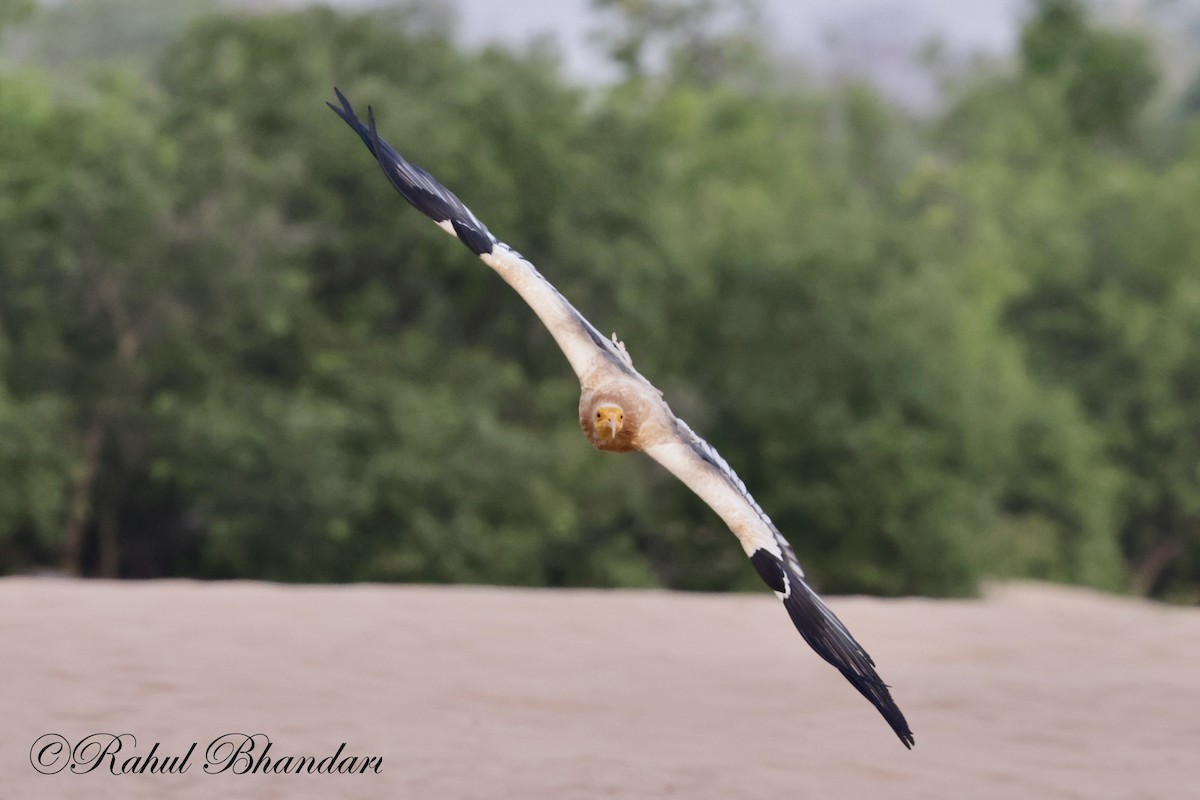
(744, 546, 912, 748)
(329, 86, 356, 122)
(782, 579, 915, 748)
(326, 87, 376, 156)
(747, 546, 913, 748)
(326, 88, 496, 256)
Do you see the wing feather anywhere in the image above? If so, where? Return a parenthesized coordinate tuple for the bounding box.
(331, 88, 912, 747)
(645, 424, 915, 748)
(327, 88, 634, 382)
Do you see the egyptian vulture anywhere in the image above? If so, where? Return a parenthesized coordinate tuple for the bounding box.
(328, 89, 914, 748)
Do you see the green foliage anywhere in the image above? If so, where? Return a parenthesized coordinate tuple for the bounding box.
(593, 0, 765, 86)
(1020, 0, 1158, 141)
(1020, 0, 1089, 77)
(941, 4, 1200, 599)
(2, 0, 226, 87)
(0, 0, 34, 33)
(0, 0, 1195, 599)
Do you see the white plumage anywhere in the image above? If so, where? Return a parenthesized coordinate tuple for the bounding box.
(329, 89, 914, 748)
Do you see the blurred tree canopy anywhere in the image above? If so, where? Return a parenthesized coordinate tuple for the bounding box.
(0, 0, 1198, 600)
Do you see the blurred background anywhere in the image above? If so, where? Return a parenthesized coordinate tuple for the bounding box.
(1, 0, 1198, 602)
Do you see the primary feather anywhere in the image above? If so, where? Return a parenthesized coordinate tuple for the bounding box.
(329, 88, 914, 748)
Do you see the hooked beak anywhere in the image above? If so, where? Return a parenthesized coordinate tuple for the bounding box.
(595, 407, 623, 440)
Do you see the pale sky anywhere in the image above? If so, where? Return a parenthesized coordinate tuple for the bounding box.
(328, 0, 1026, 103)
(299, 0, 1200, 107)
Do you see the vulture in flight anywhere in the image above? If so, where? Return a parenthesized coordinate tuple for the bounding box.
(328, 89, 914, 748)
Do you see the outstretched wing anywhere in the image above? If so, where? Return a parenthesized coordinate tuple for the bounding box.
(327, 88, 636, 384)
(645, 422, 914, 748)
(330, 89, 913, 748)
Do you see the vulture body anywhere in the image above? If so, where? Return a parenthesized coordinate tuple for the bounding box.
(328, 89, 914, 748)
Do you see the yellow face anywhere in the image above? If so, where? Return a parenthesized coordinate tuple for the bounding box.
(592, 404, 625, 441)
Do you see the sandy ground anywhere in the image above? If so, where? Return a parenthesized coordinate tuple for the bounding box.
(2, 578, 1198, 799)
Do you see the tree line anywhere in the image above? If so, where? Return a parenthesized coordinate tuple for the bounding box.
(1, 0, 1198, 600)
